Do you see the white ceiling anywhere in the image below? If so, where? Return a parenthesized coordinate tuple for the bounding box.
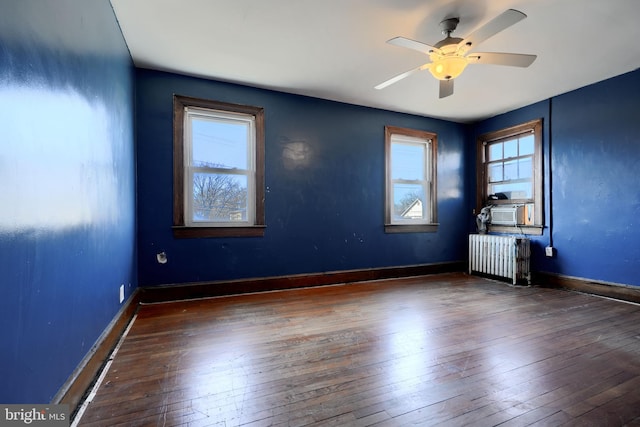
(110, 0, 640, 123)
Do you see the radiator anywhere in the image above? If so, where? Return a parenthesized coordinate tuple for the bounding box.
(468, 234, 531, 285)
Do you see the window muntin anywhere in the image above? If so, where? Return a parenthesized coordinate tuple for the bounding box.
(477, 119, 543, 232)
(173, 95, 264, 238)
(385, 126, 438, 232)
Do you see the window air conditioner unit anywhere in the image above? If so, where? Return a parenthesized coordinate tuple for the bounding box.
(490, 205, 525, 226)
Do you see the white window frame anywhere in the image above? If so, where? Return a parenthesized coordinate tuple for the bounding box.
(385, 126, 438, 233)
(183, 107, 256, 227)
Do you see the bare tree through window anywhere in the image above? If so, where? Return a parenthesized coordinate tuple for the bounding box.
(192, 163, 247, 221)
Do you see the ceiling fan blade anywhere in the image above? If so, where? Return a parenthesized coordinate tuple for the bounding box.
(467, 52, 536, 67)
(387, 37, 440, 55)
(460, 9, 527, 52)
(439, 79, 454, 98)
(375, 63, 431, 90)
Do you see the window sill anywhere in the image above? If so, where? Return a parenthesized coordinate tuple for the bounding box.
(487, 224, 543, 236)
(385, 224, 439, 234)
(172, 225, 266, 239)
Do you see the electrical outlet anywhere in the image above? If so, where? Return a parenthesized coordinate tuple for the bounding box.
(119, 284, 125, 304)
(545, 246, 554, 257)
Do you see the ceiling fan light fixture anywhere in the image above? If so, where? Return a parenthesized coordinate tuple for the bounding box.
(429, 55, 468, 80)
(377, 9, 533, 96)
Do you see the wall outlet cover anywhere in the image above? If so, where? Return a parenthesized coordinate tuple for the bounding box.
(545, 246, 554, 257)
(119, 284, 125, 303)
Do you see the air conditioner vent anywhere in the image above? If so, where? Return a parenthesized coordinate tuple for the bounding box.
(490, 205, 525, 225)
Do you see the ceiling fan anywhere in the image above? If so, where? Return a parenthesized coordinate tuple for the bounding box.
(375, 9, 537, 98)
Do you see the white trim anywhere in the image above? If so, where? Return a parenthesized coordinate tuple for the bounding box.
(389, 134, 432, 225)
(183, 106, 256, 227)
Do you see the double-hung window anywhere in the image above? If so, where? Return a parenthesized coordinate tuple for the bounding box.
(173, 95, 265, 238)
(477, 118, 543, 233)
(385, 126, 438, 233)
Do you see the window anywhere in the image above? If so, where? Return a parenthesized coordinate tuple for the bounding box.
(173, 95, 265, 238)
(385, 126, 438, 233)
(477, 118, 543, 234)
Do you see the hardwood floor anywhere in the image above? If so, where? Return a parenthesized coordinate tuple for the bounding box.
(76, 273, 640, 426)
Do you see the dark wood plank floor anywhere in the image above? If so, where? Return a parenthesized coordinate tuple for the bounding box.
(76, 273, 640, 426)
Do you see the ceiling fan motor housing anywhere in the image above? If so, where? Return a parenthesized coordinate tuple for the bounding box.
(439, 17, 460, 36)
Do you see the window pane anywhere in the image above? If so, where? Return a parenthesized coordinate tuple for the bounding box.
(489, 163, 503, 182)
(504, 139, 518, 158)
(489, 182, 532, 199)
(518, 157, 532, 179)
(488, 143, 502, 161)
(191, 118, 248, 169)
(503, 159, 518, 180)
(192, 172, 248, 222)
(393, 183, 425, 220)
(519, 135, 534, 155)
(392, 143, 424, 180)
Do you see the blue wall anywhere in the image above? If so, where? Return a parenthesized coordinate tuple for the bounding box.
(473, 69, 640, 287)
(136, 69, 468, 286)
(0, 1, 136, 403)
(2, 0, 637, 407)
(548, 70, 640, 286)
